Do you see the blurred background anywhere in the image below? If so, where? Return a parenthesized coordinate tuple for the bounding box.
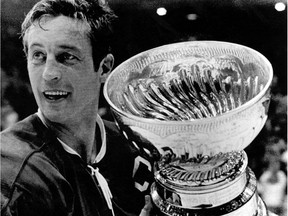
(1, 0, 287, 215)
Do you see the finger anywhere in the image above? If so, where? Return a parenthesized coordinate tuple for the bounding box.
(139, 195, 153, 216)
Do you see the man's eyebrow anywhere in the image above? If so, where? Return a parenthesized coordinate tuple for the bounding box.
(59, 45, 81, 52)
(28, 43, 81, 53)
(29, 43, 44, 49)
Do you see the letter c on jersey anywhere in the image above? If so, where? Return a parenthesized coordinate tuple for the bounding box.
(132, 156, 152, 192)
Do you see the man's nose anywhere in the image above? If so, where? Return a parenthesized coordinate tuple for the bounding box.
(42, 59, 62, 82)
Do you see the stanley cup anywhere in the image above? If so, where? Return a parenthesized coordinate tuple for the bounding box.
(103, 41, 273, 216)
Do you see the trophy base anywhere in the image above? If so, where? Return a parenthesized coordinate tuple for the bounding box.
(153, 151, 248, 208)
(152, 194, 269, 216)
(151, 167, 268, 216)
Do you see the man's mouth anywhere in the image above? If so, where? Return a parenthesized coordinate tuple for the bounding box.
(43, 90, 70, 101)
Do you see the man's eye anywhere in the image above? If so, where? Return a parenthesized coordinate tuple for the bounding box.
(57, 53, 78, 64)
(31, 51, 46, 63)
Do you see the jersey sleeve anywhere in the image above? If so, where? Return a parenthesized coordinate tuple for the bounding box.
(1, 143, 74, 216)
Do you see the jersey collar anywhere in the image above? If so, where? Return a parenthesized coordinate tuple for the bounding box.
(36, 109, 107, 163)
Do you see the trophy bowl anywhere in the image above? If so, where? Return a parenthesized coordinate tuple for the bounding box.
(104, 41, 272, 159)
(104, 41, 273, 215)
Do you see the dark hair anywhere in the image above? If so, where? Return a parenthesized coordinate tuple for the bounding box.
(21, 0, 117, 69)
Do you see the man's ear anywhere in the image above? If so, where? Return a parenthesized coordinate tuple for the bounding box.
(98, 54, 114, 83)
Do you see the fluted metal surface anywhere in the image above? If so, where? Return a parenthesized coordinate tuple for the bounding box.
(104, 41, 273, 158)
(122, 54, 264, 121)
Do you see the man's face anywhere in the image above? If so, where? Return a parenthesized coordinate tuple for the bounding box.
(25, 15, 101, 124)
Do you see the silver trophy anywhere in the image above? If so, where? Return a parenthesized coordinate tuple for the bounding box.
(104, 41, 273, 216)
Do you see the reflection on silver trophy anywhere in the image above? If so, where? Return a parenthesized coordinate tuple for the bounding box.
(104, 41, 273, 216)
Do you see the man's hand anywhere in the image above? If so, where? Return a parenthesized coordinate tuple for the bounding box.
(139, 195, 153, 216)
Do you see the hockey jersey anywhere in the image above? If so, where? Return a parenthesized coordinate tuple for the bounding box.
(1, 114, 155, 216)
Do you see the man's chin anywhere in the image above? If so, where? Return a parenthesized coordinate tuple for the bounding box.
(41, 110, 67, 124)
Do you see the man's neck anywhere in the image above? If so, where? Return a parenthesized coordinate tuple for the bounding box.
(39, 111, 98, 163)
(58, 121, 97, 163)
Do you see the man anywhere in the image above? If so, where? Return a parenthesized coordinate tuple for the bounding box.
(1, 0, 154, 215)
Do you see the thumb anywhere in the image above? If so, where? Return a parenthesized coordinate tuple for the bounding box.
(139, 195, 153, 216)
